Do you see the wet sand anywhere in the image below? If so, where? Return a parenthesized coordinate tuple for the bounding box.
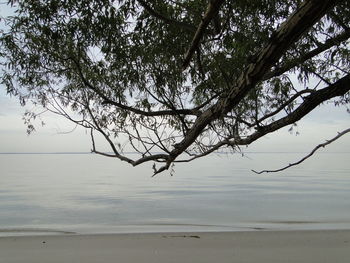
(1, 230, 349, 262)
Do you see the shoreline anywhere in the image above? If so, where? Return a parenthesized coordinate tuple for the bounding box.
(1, 229, 349, 262)
(2, 221, 350, 237)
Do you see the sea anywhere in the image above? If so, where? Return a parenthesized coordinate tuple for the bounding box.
(0, 152, 349, 236)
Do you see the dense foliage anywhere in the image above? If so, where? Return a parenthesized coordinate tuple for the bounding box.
(1, 0, 349, 174)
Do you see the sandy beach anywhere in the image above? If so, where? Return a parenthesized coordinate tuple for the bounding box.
(1, 230, 349, 262)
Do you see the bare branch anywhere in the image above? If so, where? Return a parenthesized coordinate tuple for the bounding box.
(252, 128, 350, 174)
(87, 104, 170, 169)
(90, 129, 119, 158)
(86, 103, 134, 164)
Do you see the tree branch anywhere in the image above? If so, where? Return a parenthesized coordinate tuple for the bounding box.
(235, 74, 350, 145)
(69, 56, 200, 117)
(182, 0, 225, 69)
(263, 30, 350, 80)
(165, 0, 339, 171)
(87, 104, 170, 167)
(256, 89, 315, 124)
(252, 128, 350, 174)
(175, 73, 350, 165)
(137, 0, 197, 33)
(86, 102, 135, 164)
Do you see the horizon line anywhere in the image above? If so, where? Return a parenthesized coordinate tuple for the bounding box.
(0, 151, 349, 155)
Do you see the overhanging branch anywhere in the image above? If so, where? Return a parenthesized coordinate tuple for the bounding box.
(165, 0, 339, 171)
(252, 127, 350, 174)
(174, 73, 350, 165)
(235, 74, 350, 145)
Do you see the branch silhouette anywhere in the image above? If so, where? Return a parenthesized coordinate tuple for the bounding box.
(252, 128, 350, 174)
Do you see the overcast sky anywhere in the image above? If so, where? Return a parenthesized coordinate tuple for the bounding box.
(0, 3, 349, 154)
(1, 85, 349, 153)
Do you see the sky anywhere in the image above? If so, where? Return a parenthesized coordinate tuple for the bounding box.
(1, 83, 349, 154)
(0, 3, 349, 154)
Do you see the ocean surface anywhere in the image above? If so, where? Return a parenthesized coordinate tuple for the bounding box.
(0, 152, 349, 236)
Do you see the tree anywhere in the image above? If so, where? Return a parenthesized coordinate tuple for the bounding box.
(0, 0, 349, 175)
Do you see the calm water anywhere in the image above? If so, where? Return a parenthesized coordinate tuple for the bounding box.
(0, 152, 349, 236)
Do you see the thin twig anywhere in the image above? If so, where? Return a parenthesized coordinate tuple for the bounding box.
(252, 128, 350, 174)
